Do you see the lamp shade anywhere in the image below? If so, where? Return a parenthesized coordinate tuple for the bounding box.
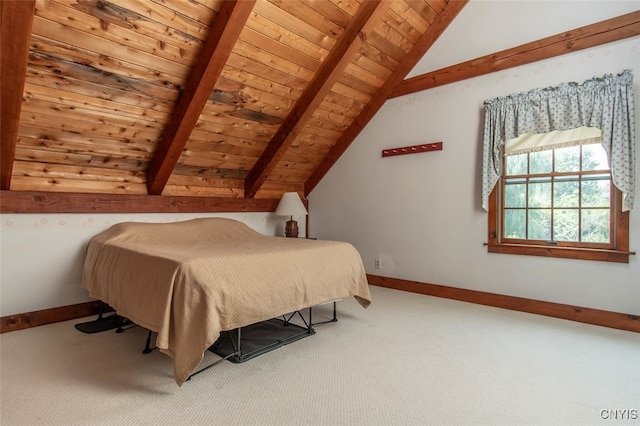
(275, 192, 308, 217)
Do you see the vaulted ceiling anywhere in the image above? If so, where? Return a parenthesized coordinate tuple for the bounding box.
(1, 0, 467, 203)
(2, 1, 638, 214)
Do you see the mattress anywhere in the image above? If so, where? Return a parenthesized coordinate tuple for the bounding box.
(81, 217, 370, 385)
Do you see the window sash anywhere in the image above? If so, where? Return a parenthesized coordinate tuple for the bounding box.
(500, 143, 614, 248)
(487, 180, 629, 263)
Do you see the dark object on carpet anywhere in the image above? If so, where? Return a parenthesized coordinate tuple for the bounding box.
(210, 318, 314, 363)
(75, 314, 125, 333)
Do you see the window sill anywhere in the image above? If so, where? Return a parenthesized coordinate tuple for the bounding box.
(485, 243, 633, 263)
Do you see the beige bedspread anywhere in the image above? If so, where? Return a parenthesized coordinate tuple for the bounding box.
(81, 218, 370, 385)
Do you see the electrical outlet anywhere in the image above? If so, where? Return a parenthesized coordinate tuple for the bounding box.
(374, 258, 381, 269)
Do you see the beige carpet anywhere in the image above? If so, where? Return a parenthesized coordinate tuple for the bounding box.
(1, 285, 638, 425)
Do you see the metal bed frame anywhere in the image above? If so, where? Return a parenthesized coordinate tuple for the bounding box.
(131, 303, 340, 381)
(96, 300, 340, 382)
(190, 307, 315, 379)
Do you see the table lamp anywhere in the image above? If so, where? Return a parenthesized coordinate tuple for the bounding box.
(275, 192, 308, 237)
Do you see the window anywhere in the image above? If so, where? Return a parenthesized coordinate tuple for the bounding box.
(487, 128, 630, 263)
(482, 71, 635, 263)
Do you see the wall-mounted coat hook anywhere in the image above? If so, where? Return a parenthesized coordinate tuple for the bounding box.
(382, 142, 442, 157)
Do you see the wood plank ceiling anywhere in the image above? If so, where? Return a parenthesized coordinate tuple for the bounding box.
(1, 0, 467, 202)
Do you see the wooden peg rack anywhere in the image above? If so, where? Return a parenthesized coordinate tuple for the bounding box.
(382, 142, 442, 157)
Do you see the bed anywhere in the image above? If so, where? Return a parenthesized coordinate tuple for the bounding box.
(81, 217, 371, 385)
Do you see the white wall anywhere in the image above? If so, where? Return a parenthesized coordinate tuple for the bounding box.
(309, 3, 640, 315)
(0, 212, 304, 316)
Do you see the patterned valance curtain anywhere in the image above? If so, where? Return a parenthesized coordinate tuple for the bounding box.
(481, 69, 636, 211)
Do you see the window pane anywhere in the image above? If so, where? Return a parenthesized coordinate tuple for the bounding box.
(530, 150, 552, 174)
(505, 179, 526, 208)
(582, 143, 609, 171)
(528, 209, 551, 240)
(506, 154, 527, 176)
(504, 209, 526, 239)
(554, 176, 579, 207)
(582, 175, 610, 207)
(495, 129, 622, 257)
(555, 146, 580, 172)
(528, 178, 551, 208)
(553, 209, 579, 241)
(581, 209, 610, 243)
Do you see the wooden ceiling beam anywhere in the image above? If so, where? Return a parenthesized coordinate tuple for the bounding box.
(1, 0, 36, 190)
(146, 0, 256, 195)
(305, 0, 469, 196)
(0, 190, 278, 213)
(390, 10, 640, 98)
(244, 0, 390, 199)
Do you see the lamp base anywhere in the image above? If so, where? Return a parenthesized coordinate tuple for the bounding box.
(285, 219, 299, 238)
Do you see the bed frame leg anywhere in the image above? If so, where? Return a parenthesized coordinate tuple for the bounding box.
(187, 328, 241, 381)
(142, 330, 157, 354)
(96, 301, 104, 320)
(311, 301, 338, 326)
